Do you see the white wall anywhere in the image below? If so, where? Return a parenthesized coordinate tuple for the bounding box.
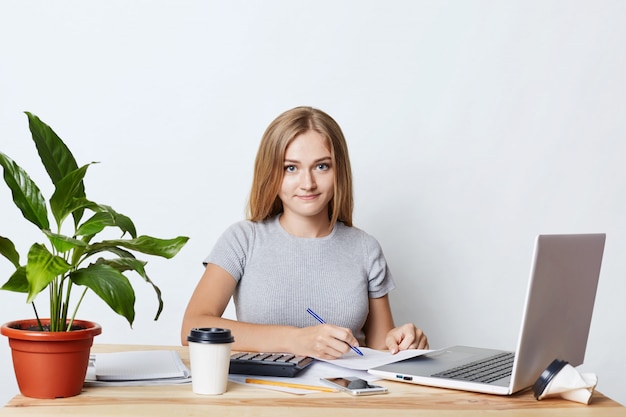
(1, 0, 625, 406)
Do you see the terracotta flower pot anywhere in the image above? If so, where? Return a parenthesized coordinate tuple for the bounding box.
(1, 318, 102, 399)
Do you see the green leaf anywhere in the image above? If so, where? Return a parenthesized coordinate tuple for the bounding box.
(0, 152, 50, 230)
(49, 164, 92, 227)
(42, 230, 88, 253)
(87, 235, 189, 259)
(70, 264, 136, 326)
(25, 243, 72, 303)
(110, 211, 136, 238)
(97, 257, 147, 276)
(76, 211, 116, 237)
(25, 112, 86, 227)
(63, 197, 101, 233)
(77, 205, 137, 239)
(0, 236, 20, 268)
(89, 246, 135, 259)
(25, 112, 80, 186)
(1, 266, 29, 293)
(95, 257, 164, 320)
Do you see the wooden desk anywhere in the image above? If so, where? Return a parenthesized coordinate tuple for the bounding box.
(1, 344, 624, 417)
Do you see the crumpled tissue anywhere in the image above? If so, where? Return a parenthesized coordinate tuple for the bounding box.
(533, 359, 597, 405)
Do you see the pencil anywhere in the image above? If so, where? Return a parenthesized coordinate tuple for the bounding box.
(245, 378, 337, 392)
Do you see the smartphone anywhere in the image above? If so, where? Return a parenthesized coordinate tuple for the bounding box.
(320, 377, 388, 396)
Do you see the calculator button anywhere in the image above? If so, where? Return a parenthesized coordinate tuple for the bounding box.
(230, 352, 247, 360)
(251, 353, 273, 361)
(239, 353, 259, 360)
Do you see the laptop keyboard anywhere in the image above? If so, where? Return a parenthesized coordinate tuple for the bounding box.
(431, 352, 514, 383)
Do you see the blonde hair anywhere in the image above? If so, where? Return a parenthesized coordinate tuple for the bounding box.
(247, 106, 353, 227)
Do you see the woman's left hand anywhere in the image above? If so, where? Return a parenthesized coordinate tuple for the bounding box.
(385, 323, 429, 354)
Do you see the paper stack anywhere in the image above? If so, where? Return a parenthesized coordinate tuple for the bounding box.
(85, 350, 192, 386)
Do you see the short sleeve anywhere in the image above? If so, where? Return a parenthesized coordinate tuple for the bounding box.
(363, 234, 396, 298)
(203, 221, 255, 282)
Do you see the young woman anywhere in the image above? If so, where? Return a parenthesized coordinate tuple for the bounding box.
(181, 106, 428, 359)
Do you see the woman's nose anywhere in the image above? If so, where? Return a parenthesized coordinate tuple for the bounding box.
(300, 171, 316, 189)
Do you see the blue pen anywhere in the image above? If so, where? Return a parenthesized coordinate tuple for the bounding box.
(306, 308, 364, 356)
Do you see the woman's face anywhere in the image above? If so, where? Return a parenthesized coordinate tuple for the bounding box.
(278, 130, 335, 223)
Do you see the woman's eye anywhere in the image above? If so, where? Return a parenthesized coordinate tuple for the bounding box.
(285, 165, 296, 173)
(317, 163, 329, 171)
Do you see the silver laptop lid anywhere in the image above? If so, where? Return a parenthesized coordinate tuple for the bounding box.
(509, 233, 605, 393)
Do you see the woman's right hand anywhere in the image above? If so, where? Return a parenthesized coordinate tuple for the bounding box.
(292, 324, 360, 359)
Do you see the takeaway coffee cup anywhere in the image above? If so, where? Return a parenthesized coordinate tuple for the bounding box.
(187, 327, 234, 395)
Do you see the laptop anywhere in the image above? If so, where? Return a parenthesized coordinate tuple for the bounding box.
(369, 233, 606, 395)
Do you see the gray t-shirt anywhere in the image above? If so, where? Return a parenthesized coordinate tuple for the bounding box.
(204, 215, 396, 345)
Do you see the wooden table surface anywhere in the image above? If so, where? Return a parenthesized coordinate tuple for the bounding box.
(1, 344, 624, 417)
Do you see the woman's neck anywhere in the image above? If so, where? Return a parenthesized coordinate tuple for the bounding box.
(279, 212, 332, 238)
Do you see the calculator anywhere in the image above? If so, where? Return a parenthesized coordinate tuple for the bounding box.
(229, 352, 314, 377)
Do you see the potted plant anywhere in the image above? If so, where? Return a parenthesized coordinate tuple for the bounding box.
(0, 112, 189, 398)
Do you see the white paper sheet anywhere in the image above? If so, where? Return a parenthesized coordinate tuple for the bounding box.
(317, 347, 430, 370)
